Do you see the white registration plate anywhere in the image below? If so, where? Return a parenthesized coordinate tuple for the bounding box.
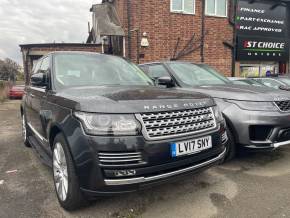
(171, 136, 212, 157)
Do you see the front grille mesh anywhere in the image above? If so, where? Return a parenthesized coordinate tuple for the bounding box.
(98, 152, 144, 166)
(275, 101, 290, 112)
(139, 107, 216, 140)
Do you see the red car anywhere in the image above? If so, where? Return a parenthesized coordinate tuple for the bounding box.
(9, 85, 25, 99)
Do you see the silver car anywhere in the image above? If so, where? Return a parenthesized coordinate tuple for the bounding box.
(139, 62, 290, 161)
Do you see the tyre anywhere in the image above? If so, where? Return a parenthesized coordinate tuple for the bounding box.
(21, 114, 31, 147)
(52, 133, 87, 211)
(223, 128, 236, 162)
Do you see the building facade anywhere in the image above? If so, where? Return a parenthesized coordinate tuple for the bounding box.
(94, 0, 289, 76)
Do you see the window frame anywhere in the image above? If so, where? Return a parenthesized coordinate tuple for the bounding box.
(170, 0, 196, 15)
(205, 0, 228, 18)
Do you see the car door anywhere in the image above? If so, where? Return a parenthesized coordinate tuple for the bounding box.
(27, 56, 50, 143)
(25, 59, 42, 132)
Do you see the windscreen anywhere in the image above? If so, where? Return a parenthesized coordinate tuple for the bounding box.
(53, 54, 153, 89)
(278, 78, 290, 86)
(167, 63, 230, 86)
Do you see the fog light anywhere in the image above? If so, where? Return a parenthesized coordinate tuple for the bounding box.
(114, 170, 136, 177)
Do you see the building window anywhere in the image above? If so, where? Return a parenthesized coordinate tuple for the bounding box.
(171, 0, 195, 14)
(205, 0, 227, 17)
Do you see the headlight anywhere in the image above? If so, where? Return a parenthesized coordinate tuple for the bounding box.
(74, 112, 141, 136)
(212, 106, 223, 121)
(226, 100, 277, 111)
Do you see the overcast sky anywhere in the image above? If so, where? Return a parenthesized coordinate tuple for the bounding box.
(0, 0, 102, 65)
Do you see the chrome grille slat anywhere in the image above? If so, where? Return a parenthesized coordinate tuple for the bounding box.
(99, 155, 141, 159)
(138, 107, 217, 140)
(98, 152, 144, 165)
(98, 152, 140, 156)
(99, 158, 142, 163)
(275, 101, 290, 112)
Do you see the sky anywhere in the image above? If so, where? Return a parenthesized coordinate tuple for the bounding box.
(0, 0, 102, 65)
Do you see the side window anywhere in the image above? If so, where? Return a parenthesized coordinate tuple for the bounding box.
(147, 65, 170, 80)
(40, 57, 50, 71)
(32, 60, 42, 75)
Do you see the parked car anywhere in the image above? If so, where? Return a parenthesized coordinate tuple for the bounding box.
(21, 52, 227, 210)
(139, 61, 290, 161)
(252, 76, 290, 91)
(228, 77, 265, 87)
(9, 85, 25, 99)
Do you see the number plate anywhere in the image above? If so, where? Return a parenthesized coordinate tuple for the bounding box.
(171, 136, 212, 157)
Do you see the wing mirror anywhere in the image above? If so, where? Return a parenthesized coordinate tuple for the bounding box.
(157, 77, 175, 88)
(31, 71, 48, 87)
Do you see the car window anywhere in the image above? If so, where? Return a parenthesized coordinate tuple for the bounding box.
(147, 65, 170, 79)
(167, 63, 230, 86)
(53, 54, 154, 89)
(258, 79, 281, 89)
(32, 59, 42, 75)
(40, 57, 50, 71)
(278, 78, 290, 86)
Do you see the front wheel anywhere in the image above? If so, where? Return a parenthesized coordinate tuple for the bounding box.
(52, 133, 87, 211)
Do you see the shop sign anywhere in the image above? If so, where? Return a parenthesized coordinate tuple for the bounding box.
(236, 0, 287, 38)
(237, 37, 289, 61)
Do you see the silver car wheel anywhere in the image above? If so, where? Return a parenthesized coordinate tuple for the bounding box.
(53, 142, 68, 202)
(22, 115, 27, 142)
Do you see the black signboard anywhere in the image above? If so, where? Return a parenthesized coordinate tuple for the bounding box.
(236, 0, 289, 61)
(237, 36, 289, 61)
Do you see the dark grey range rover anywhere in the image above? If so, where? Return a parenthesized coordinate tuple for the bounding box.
(21, 52, 227, 210)
(140, 62, 290, 161)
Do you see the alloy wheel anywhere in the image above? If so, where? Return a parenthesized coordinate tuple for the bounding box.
(53, 142, 69, 202)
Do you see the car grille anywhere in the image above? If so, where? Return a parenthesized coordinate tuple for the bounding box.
(98, 152, 144, 166)
(275, 101, 290, 112)
(138, 107, 216, 140)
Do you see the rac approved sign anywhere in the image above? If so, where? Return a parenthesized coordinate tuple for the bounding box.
(237, 37, 289, 61)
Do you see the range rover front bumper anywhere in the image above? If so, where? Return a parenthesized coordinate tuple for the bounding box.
(64, 117, 227, 196)
(222, 103, 290, 151)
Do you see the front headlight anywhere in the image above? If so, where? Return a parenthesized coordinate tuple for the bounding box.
(226, 100, 277, 111)
(212, 106, 223, 122)
(74, 112, 141, 136)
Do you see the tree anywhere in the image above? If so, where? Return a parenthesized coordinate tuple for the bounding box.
(0, 58, 21, 83)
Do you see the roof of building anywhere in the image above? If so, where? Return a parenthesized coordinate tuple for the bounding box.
(19, 43, 101, 49)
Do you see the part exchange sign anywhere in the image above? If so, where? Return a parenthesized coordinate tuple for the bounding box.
(237, 37, 289, 61)
(236, 0, 289, 61)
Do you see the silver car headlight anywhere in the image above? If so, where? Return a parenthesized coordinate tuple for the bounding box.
(74, 112, 141, 136)
(226, 100, 277, 111)
(212, 106, 223, 122)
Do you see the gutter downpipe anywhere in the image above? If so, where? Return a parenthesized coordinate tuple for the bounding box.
(201, 0, 206, 63)
(232, 0, 238, 77)
(127, 0, 132, 59)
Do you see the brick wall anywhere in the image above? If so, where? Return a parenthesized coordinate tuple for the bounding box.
(114, 0, 234, 76)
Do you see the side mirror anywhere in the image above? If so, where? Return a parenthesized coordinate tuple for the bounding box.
(31, 72, 47, 87)
(157, 77, 175, 88)
(279, 85, 290, 91)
